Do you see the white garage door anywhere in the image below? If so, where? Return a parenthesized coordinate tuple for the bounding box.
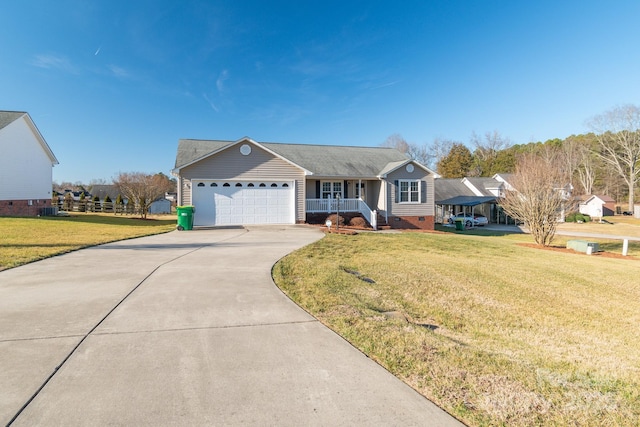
(191, 180, 294, 226)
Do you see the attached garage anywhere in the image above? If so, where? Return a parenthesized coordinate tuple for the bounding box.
(191, 180, 295, 226)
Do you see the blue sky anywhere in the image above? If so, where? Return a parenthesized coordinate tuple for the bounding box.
(2, 1, 640, 184)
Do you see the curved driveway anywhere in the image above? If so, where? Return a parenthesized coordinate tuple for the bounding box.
(0, 226, 461, 426)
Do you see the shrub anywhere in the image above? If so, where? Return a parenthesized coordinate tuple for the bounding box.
(566, 212, 592, 223)
(350, 216, 368, 228)
(325, 214, 347, 227)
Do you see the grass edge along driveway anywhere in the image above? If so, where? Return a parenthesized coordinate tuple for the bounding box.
(0, 214, 176, 270)
(273, 231, 640, 426)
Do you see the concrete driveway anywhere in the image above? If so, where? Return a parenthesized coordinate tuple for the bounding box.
(0, 226, 462, 426)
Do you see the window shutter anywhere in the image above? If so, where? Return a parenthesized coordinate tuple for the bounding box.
(421, 180, 426, 204)
(394, 180, 399, 203)
(344, 180, 348, 198)
(315, 181, 321, 198)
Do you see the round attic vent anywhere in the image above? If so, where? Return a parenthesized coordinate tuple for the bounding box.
(240, 144, 252, 155)
(406, 164, 414, 173)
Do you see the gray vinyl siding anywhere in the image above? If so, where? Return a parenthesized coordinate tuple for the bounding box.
(180, 143, 306, 222)
(386, 167, 435, 216)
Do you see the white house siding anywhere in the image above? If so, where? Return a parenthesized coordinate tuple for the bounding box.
(179, 143, 306, 223)
(0, 116, 54, 201)
(386, 167, 435, 216)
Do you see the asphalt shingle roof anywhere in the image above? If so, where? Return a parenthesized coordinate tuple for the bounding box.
(175, 139, 411, 178)
(434, 178, 475, 202)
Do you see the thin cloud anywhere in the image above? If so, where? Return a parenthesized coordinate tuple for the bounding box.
(202, 93, 219, 112)
(31, 53, 78, 74)
(368, 80, 400, 90)
(216, 69, 229, 92)
(108, 64, 130, 78)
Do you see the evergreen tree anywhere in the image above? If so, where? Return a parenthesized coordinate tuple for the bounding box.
(437, 143, 474, 178)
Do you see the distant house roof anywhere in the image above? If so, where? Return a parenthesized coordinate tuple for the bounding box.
(436, 176, 504, 205)
(582, 194, 615, 204)
(434, 178, 476, 203)
(174, 138, 435, 179)
(0, 110, 59, 165)
(90, 184, 121, 200)
(463, 177, 502, 196)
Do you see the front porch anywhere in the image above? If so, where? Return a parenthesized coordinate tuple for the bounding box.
(305, 198, 378, 230)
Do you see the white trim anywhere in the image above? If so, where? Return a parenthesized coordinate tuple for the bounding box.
(378, 159, 437, 178)
(398, 179, 421, 204)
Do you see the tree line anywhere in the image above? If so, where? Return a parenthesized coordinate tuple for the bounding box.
(383, 104, 640, 212)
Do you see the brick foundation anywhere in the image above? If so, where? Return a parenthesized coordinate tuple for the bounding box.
(0, 199, 54, 217)
(387, 215, 435, 230)
(305, 212, 435, 230)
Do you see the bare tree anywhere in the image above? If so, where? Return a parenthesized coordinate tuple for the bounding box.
(588, 104, 640, 212)
(381, 134, 431, 166)
(427, 137, 456, 171)
(499, 152, 575, 246)
(381, 133, 410, 153)
(575, 142, 597, 195)
(114, 172, 174, 219)
(470, 130, 512, 176)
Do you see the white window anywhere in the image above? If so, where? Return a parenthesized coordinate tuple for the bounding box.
(321, 181, 342, 199)
(399, 180, 420, 203)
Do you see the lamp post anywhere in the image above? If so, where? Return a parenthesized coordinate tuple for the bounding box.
(336, 194, 340, 231)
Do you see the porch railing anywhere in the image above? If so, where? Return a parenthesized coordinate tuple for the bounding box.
(306, 198, 377, 230)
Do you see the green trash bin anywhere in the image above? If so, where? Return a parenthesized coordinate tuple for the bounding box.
(176, 205, 195, 231)
(454, 218, 465, 231)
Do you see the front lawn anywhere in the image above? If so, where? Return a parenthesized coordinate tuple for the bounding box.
(273, 232, 640, 426)
(0, 213, 176, 270)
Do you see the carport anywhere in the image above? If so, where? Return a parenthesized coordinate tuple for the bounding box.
(436, 196, 497, 225)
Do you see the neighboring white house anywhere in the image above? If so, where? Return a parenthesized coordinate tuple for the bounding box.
(0, 111, 58, 216)
(579, 195, 616, 218)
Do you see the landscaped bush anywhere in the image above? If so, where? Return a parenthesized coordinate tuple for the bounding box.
(566, 212, 592, 223)
(325, 214, 347, 227)
(349, 216, 368, 228)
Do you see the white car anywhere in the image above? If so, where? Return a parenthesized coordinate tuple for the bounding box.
(448, 213, 488, 227)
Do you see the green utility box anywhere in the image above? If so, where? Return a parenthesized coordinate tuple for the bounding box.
(176, 205, 195, 231)
(454, 218, 465, 231)
(566, 239, 599, 254)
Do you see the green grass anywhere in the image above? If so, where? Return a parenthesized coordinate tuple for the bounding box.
(0, 213, 176, 270)
(273, 232, 640, 426)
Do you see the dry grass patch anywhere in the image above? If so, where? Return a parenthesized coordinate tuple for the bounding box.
(273, 232, 640, 426)
(0, 213, 176, 270)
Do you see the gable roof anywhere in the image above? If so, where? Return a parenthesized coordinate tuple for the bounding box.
(582, 194, 616, 204)
(0, 110, 59, 165)
(89, 184, 121, 200)
(462, 177, 503, 197)
(174, 138, 433, 179)
(435, 177, 501, 205)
